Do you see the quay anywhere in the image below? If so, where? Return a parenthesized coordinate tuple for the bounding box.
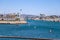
(0, 21, 27, 24)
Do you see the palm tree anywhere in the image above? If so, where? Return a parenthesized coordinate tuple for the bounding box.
(15, 13, 20, 21)
(0, 14, 4, 20)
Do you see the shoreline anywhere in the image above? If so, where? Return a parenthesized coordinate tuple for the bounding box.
(34, 19, 60, 22)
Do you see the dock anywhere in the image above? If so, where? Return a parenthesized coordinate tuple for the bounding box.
(0, 21, 27, 24)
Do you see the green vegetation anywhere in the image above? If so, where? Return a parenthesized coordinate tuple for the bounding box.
(15, 18, 20, 21)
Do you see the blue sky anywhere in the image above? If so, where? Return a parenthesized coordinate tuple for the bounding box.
(0, 0, 60, 15)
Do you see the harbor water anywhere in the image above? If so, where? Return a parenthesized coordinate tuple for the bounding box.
(0, 20, 60, 40)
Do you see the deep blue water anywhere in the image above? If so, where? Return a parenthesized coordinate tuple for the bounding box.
(0, 20, 60, 40)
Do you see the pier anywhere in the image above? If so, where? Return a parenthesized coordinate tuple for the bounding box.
(0, 21, 27, 24)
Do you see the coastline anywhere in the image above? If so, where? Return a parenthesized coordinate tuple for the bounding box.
(34, 18, 60, 22)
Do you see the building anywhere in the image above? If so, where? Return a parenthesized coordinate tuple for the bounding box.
(0, 13, 19, 21)
(39, 14, 46, 19)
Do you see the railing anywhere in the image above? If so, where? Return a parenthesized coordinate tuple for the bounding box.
(0, 36, 52, 40)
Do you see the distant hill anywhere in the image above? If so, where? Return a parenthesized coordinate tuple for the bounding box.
(20, 14, 39, 18)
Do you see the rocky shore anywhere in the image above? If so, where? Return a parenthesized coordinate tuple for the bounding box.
(34, 18, 60, 22)
(45, 18, 60, 22)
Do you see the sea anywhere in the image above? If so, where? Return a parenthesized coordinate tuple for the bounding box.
(0, 20, 60, 40)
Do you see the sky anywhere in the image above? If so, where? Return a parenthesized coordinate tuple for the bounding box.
(0, 0, 60, 16)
